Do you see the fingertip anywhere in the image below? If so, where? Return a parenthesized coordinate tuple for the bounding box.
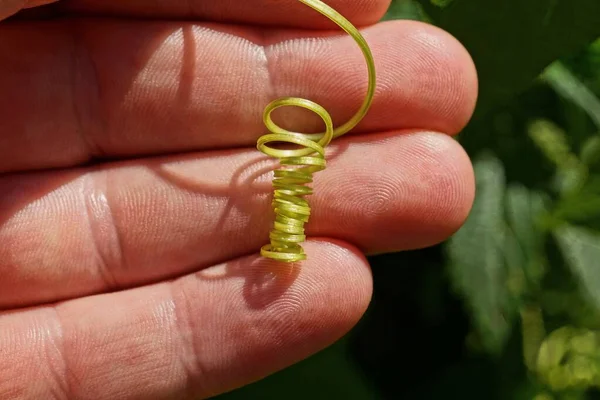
(388, 131, 475, 248)
(345, 0, 392, 26)
(415, 132, 475, 243)
(373, 19, 479, 134)
(179, 239, 374, 396)
(411, 20, 479, 133)
(314, 130, 475, 252)
(299, 240, 374, 319)
(416, 21, 479, 133)
(243, 239, 373, 339)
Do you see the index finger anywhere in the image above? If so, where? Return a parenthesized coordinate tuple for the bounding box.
(60, 0, 391, 28)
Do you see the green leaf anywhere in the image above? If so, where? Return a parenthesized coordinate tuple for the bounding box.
(542, 61, 600, 129)
(536, 326, 600, 392)
(382, 0, 429, 21)
(446, 152, 513, 354)
(528, 119, 587, 195)
(580, 136, 600, 167)
(554, 194, 600, 223)
(414, 0, 600, 118)
(554, 225, 600, 310)
(528, 119, 575, 169)
(506, 186, 546, 255)
(505, 184, 548, 292)
(520, 305, 546, 373)
(430, 0, 453, 8)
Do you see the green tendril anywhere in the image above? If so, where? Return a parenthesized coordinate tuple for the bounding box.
(257, 0, 377, 263)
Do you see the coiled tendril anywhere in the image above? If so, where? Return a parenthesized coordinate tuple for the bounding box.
(257, 0, 377, 262)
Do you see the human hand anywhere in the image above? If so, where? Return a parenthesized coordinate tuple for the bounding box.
(0, 0, 477, 398)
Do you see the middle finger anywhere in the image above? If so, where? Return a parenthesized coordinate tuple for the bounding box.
(0, 19, 476, 172)
(0, 129, 473, 309)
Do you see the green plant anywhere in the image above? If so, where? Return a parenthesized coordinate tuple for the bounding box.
(217, 1, 600, 399)
(423, 0, 600, 397)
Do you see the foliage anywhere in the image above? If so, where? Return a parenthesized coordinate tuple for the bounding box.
(415, 0, 600, 120)
(218, 0, 600, 399)
(446, 152, 515, 354)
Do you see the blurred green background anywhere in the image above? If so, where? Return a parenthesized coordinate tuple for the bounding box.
(217, 1, 600, 399)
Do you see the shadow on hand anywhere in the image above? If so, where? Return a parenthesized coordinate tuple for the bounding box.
(197, 254, 301, 310)
(150, 140, 349, 237)
(149, 142, 348, 307)
(0, 18, 354, 309)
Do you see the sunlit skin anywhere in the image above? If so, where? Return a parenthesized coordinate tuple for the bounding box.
(0, 0, 477, 399)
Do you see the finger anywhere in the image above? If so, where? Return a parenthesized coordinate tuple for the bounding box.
(59, 0, 390, 28)
(0, 19, 477, 172)
(0, 241, 373, 400)
(0, 130, 474, 308)
(0, 0, 55, 20)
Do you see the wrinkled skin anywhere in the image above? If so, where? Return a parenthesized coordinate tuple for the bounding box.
(0, 1, 477, 399)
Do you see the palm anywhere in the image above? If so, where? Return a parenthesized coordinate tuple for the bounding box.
(0, 0, 477, 398)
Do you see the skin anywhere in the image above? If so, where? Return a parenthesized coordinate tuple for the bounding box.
(0, 0, 478, 399)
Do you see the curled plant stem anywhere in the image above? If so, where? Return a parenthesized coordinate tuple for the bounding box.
(256, 0, 377, 262)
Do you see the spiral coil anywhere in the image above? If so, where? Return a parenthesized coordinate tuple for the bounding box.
(257, 0, 376, 263)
